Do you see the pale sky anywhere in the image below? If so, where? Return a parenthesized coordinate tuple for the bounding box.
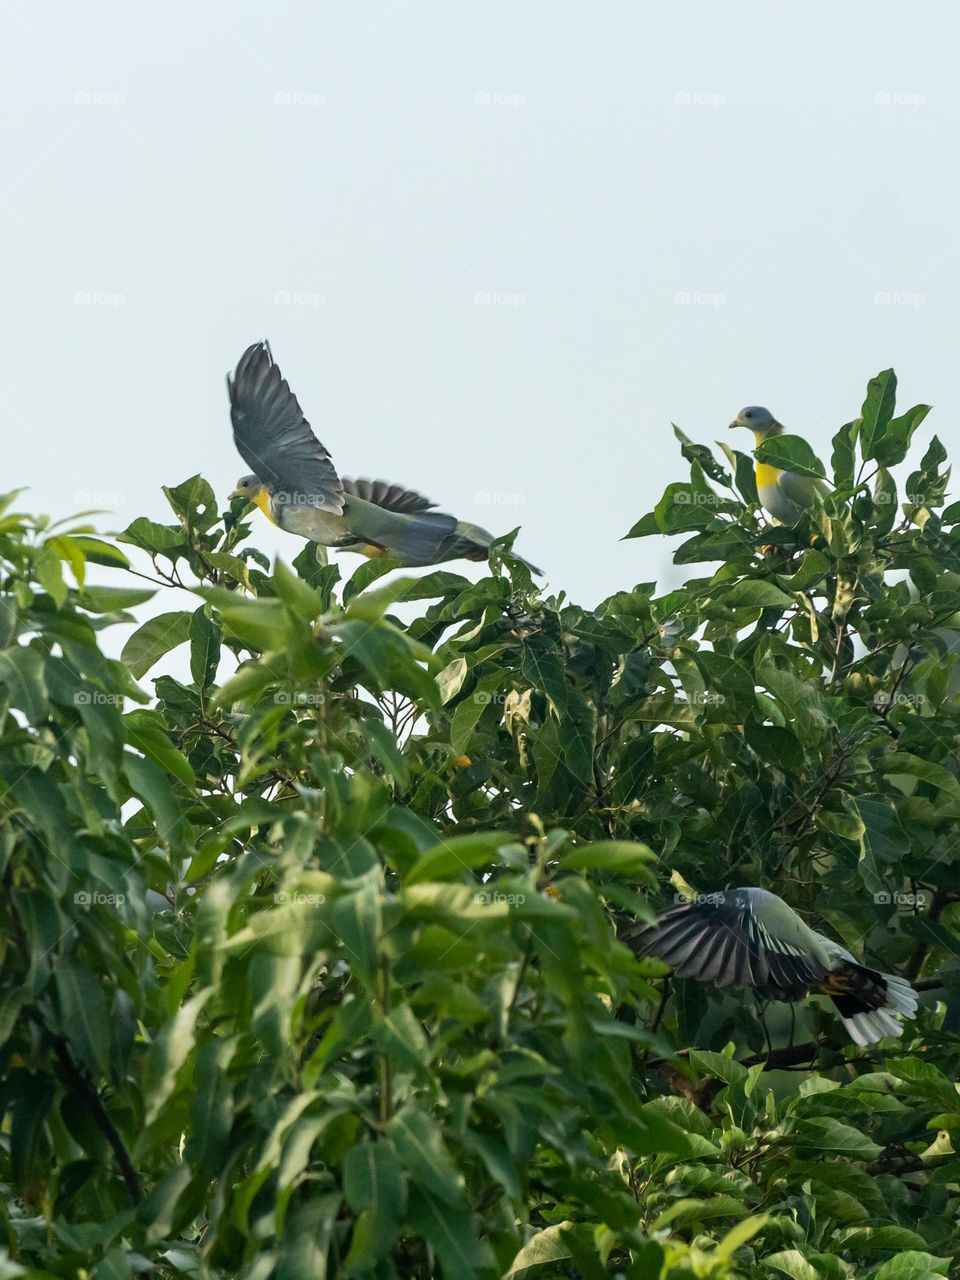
(4, 1, 957, 606)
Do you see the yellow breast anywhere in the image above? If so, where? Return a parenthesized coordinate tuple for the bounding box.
(755, 461, 783, 489)
(753, 430, 784, 491)
(253, 487, 279, 527)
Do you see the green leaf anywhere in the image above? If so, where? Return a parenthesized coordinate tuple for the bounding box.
(10, 1072, 55, 1189)
(0, 593, 17, 647)
(436, 656, 468, 704)
(652, 1195, 750, 1230)
(883, 751, 960, 801)
(506, 1222, 575, 1274)
(717, 441, 759, 504)
(714, 1215, 769, 1261)
(720, 579, 796, 609)
(123, 712, 196, 787)
(333, 618, 440, 713)
(187, 1040, 234, 1174)
(69, 535, 131, 568)
(118, 518, 184, 555)
(162, 475, 219, 531)
(121, 611, 193, 679)
(623, 511, 660, 539)
(850, 794, 908, 863)
(406, 1186, 494, 1279)
(77, 585, 156, 613)
(673, 424, 731, 486)
(122, 751, 188, 849)
(0, 645, 48, 724)
(791, 1118, 882, 1159)
(215, 598, 288, 653)
(759, 664, 830, 740)
(346, 574, 449, 622)
(859, 368, 897, 460)
(831, 420, 858, 488)
(777, 548, 831, 591)
(54, 961, 110, 1077)
(405, 831, 515, 884)
(188, 607, 221, 688)
(836, 1227, 936, 1255)
(557, 840, 656, 875)
(886, 1056, 960, 1111)
(342, 555, 402, 604)
(45, 535, 86, 588)
(873, 1252, 952, 1280)
(271, 558, 323, 621)
(361, 717, 410, 788)
(343, 1138, 406, 1217)
(873, 404, 931, 467)
(292, 540, 337, 596)
(385, 1104, 466, 1207)
(762, 1250, 824, 1280)
(373, 1003, 431, 1078)
(343, 1139, 406, 1266)
(754, 434, 827, 480)
(653, 481, 727, 535)
(330, 881, 381, 988)
(689, 1050, 749, 1086)
(142, 989, 213, 1128)
(450, 671, 505, 754)
(872, 465, 898, 534)
(34, 546, 67, 606)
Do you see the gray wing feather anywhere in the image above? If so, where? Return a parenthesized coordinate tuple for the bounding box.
(228, 342, 344, 513)
(625, 890, 827, 999)
(342, 477, 437, 514)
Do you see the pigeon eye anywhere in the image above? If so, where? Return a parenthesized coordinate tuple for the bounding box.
(744, 411, 753, 419)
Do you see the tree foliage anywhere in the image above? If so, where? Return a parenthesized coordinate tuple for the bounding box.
(0, 370, 958, 1278)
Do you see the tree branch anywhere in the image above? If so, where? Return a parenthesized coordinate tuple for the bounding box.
(50, 1032, 142, 1202)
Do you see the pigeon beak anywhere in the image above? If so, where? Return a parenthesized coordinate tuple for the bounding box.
(728, 420, 741, 430)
